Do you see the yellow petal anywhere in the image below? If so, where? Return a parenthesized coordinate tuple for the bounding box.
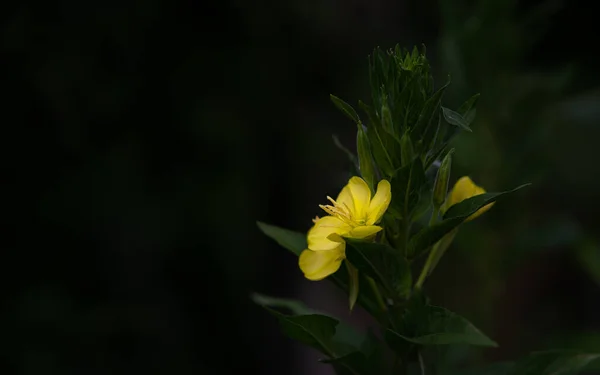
(345, 225, 382, 239)
(335, 185, 355, 215)
(366, 179, 392, 225)
(307, 216, 352, 251)
(298, 247, 344, 281)
(443, 176, 494, 221)
(346, 176, 371, 221)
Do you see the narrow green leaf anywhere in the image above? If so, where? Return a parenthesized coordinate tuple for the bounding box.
(411, 79, 450, 140)
(331, 94, 361, 125)
(345, 239, 411, 298)
(457, 93, 480, 115)
(257, 221, 306, 256)
(359, 100, 398, 176)
(442, 106, 472, 132)
(386, 304, 497, 347)
(251, 293, 319, 315)
(443, 183, 531, 219)
(390, 157, 427, 220)
(408, 184, 531, 258)
(346, 261, 359, 312)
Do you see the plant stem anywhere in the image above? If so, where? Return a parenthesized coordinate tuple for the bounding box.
(415, 228, 458, 289)
(366, 276, 387, 312)
(415, 205, 441, 289)
(418, 351, 425, 375)
(415, 243, 437, 289)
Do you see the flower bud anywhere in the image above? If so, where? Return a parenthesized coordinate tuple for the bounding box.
(432, 149, 454, 207)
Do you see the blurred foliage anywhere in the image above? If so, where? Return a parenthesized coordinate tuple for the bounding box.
(424, 0, 600, 372)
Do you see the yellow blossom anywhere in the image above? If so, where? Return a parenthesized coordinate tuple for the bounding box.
(299, 177, 391, 280)
(442, 176, 493, 222)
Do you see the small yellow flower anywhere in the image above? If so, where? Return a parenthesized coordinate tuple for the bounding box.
(299, 177, 391, 280)
(442, 176, 493, 222)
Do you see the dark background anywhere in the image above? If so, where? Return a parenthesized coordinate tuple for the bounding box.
(3, 0, 600, 374)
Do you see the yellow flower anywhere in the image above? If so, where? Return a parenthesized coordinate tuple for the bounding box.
(442, 176, 493, 222)
(299, 177, 392, 280)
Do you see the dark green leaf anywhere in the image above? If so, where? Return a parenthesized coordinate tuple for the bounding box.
(251, 293, 318, 315)
(508, 350, 600, 375)
(390, 157, 427, 220)
(359, 100, 398, 176)
(331, 94, 361, 125)
(345, 239, 411, 298)
(321, 352, 368, 375)
(345, 261, 359, 311)
(386, 304, 497, 347)
(252, 293, 368, 374)
(322, 329, 387, 375)
(411, 79, 450, 140)
(443, 183, 531, 219)
(441, 106, 472, 131)
(457, 93, 480, 115)
(257, 221, 306, 256)
(473, 351, 600, 375)
(408, 184, 530, 258)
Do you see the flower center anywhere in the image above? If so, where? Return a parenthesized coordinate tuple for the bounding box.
(319, 196, 359, 227)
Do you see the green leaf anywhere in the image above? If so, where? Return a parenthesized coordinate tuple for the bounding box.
(508, 350, 600, 375)
(257, 221, 306, 256)
(457, 93, 480, 115)
(456, 93, 479, 127)
(345, 239, 411, 298)
(345, 261, 359, 311)
(472, 351, 600, 375)
(408, 184, 530, 258)
(441, 106, 472, 131)
(411, 79, 450, 141)
(251, 293, 318, 315)
(322, 330, 387, 375)
(390, 157, 427, 220)
(386, 304, 497, 347)
(252, 293, 367, 374)
(359, 100, 398, 177)
(331, 94, 361, 125)
(443, 183, 531, 219)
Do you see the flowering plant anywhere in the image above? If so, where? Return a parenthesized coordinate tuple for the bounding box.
(254, 45, 599, 374)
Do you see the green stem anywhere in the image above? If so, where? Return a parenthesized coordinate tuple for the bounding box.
(366, 276, 387, 312)
(415, 243, 438, 290)
(415, 228, 458, 289)
(429, 204, 440, 226)
(415, 204, 442, 290)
